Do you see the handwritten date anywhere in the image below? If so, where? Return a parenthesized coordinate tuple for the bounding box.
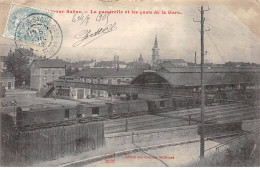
(72, 13, 90, 26)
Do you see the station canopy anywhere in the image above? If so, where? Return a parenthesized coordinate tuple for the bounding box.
(130, 67, 260, 88)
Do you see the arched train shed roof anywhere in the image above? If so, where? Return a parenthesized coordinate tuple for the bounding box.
(130, 70, 260, 88)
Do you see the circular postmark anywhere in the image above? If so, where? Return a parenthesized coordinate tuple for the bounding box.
(15, 13, 63, 59)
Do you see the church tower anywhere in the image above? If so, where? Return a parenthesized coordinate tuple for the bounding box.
(114, 53, 119, 69)
(152, 35, 160, 66)
(138, 53, 144, 63)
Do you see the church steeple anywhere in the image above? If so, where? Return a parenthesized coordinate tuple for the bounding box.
(154, 34, 158, 48)
(152, 35, 160, 66)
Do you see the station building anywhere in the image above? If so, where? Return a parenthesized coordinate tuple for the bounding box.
(68, 68, 143, 99)
(30, 59, 66, 90)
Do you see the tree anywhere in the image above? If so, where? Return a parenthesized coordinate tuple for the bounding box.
(74, 67, 79, 73)
(66, 66, 79, 76)
(66, 66, 73, 76)
(0, 86, 6, 97)
(6, 51, 30, 87)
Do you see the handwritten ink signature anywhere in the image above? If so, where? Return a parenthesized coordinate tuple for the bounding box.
(73, 22, 117, 47)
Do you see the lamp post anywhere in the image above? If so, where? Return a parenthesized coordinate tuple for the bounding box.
(11, 99, 17, 116)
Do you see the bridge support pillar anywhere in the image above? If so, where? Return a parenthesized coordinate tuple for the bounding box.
(83, 89, 86, 99)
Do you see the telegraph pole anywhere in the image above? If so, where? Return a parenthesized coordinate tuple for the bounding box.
(195, 52, 197, 66)
(193, 5, 210, 159)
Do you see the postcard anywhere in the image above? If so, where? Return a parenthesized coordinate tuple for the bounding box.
(0, 0, 259, 167)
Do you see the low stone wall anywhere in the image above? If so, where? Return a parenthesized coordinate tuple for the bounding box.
(105, 125, 198, 146)
(242, 119, 260, 131)
(105, 119, 260, 146)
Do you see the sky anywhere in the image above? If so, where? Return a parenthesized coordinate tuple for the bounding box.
(0, 0, 260, 64)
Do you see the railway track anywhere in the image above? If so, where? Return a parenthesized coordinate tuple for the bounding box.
(4, 102, 259, 134)
(104, 103, 260, 134)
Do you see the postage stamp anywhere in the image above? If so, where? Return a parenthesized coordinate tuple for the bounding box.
(14, 13, 63, 59)
(3, 3, 53, 40)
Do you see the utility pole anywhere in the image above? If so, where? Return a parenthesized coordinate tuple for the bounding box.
(64, 64, 67, 96)
(195, 52, 197, 66)
(193, 5, 210, 159)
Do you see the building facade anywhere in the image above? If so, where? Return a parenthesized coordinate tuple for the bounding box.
(94, 54, 126, 69)
(0, 71, 15, 90)
(157, 59, 188, 67)
(69, 68, 143, 99)
(0, 56, 15, 90)
(30, 59, 66, 90)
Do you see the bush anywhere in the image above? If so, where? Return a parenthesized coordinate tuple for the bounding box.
(0, 86, 6, 97)
(190, 132, 259, 167)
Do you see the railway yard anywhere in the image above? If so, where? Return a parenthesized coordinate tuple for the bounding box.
(104, 102, 260, 134)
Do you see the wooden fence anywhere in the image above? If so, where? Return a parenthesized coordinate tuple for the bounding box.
(1, 121, 104, 166)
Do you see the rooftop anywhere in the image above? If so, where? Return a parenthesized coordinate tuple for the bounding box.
(158, 59, 187, 63)
(126, 62, 150, 69)
(0, 56, 7, 62)
(74, 68, 143, 78)
(30, 59, 66, 68)
(0, 71, 14, 78)
(95, 61, 126, 68)
(131, 69, 260, 87)
(158, 66, 260, 73)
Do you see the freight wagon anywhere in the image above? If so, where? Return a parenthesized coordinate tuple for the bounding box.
(15, 95, 215, 126)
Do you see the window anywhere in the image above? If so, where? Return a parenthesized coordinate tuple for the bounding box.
(126, 79, 130, 84)
(108, 79, 112, 85)
(65, 109, 70, 119)
(160, 101, 165, 108)
(92, 107, 99, 115)
(52, 70, 55, 75)
(58, 69, 62, 75)
(8, 82, 12, 89)
(117, 79, 121, 85)
(44, 69, 48, 75)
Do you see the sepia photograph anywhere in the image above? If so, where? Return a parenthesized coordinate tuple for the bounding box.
(0, 0, 259, 167)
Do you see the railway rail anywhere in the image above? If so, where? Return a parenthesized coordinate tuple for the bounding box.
(2, 102, 259, 135)
(103, 102, 260, 134)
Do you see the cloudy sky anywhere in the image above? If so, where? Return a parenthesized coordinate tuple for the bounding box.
(0, 0, 260, 64)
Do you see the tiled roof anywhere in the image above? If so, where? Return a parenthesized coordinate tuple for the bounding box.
(74, 68, 143, 78)
(0, 71, 15, 78)
(31, 59, 66, 68)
